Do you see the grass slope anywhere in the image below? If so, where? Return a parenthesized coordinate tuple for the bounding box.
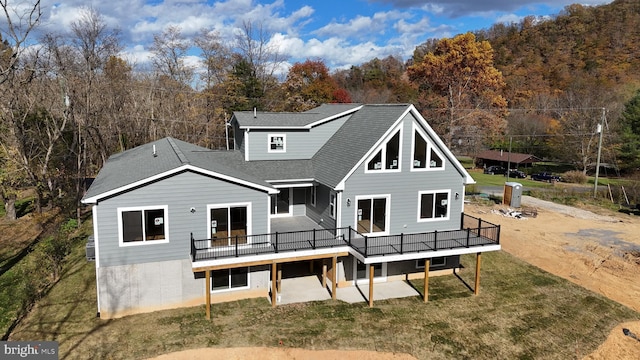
(9, 240, 639, 360)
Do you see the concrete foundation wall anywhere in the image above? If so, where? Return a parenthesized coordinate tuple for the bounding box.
(98, 259, 271, 318)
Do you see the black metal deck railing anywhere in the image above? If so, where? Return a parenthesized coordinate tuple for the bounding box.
(191, 213, 500, 262)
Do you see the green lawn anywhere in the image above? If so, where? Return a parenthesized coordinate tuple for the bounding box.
(8, 240, 639, 359)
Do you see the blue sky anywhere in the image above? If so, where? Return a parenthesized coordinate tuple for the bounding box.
(12, 0, 613, 78)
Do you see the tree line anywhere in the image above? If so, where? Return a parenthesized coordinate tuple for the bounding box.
(1, 0, 640, 221)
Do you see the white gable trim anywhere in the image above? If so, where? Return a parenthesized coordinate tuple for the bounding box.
(335, 106, 410, 190)
(335, 105, 474, 190)
(237, 105, 363, 130)
(81, 164, 277, 204)
(407, 105, 475, 184)
(305, 105, 363, 129)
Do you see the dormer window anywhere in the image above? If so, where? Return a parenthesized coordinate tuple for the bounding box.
(412, 124, 444, 170)
(367, 129, 401, 172)
(268, 134, 286, 153)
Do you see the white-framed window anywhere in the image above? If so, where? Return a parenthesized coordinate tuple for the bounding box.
(365, 128, 402, 172)
(118, 205, 169, 246)
(207, 203, 251, 247)
(329, 192, 336, 219)
(411, 123, 444, 171)
(418, 190, 450, 221)
(416, 257, 446, 269)
(310, 185, 317, 207)
(268, 134, 286, 152)
(355, 194, 390, 235)
(211, 267, 250, 292)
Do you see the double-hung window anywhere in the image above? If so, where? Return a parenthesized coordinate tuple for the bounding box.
(310, 185, 317, 207)
(118, 206, 169, 246)
(268, 134, 286, 152)
(329, 192, 336, 219)
(418, 190, 450, 221)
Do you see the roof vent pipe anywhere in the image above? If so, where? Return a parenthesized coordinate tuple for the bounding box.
(153, 144, 157, 157)
(253, 107, 257, 118)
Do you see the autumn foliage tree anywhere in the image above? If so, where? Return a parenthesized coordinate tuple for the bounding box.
(283, 59, 350, 111)
(408, 33, 507, 152)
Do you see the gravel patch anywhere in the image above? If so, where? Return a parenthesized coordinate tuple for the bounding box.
(521, 195, 620, 222)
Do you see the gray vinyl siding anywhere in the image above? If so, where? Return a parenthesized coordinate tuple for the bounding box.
(386, 256, 460, 277)
(340, 113, 465, 235)
(95, 170, 269, 267)
(305, 184, 336, 229)
(245, 116, 348, 161)
(292, 188, 306, 216)
(234, 123, 244, 151)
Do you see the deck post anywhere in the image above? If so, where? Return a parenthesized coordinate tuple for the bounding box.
(271, 262, 277, 308)
(190, 233, 195, 262)
(466, 228, 471, 247)
(235, 235, 238, 257)
(423, 258, 430, 303)
(364, 236, 368, 256)
(474, 252, 482, 295)
(205, 270, 211, 320)
(368, 264, 374, 308)
(274, 232, 278, 253)
(277, 265, 282, 293)
(322, 261, 327, 288)
(400, 233, 404, 254)
(331, 256, 337, 300)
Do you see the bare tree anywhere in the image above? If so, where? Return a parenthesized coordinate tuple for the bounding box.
(0, 0, 41, 85)
(149, 25, 193, 85)
(194, 28, 231, 89)
(233, 20, 286, 109)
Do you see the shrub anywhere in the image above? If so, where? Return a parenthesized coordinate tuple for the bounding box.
(562, 170, 588, 184)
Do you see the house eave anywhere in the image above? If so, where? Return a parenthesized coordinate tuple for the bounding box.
(81, 164, 277, 204)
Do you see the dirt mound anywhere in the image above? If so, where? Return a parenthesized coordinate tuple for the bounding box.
(584, 321, 640, 359)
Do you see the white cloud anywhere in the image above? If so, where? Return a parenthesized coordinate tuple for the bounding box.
(495, 13, 523, 24)
(314, 10, 405, 39)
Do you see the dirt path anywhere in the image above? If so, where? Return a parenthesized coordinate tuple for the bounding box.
(149, 347, 417, 360)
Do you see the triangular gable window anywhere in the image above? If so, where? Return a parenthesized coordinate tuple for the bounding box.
(412, 123, 444, 170)
(366, 129, 401, 172)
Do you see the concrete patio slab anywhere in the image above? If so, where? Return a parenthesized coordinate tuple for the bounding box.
(272, 274, 421, 305)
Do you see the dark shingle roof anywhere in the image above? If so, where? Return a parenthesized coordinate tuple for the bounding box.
(84, 103, 473, 202)
(233, 103, 361, 128)
(476, 150, 541, 165)
(312, 104, 410, 188)
(82, 138, 278, 203)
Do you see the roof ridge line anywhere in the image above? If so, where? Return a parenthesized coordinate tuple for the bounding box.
(167, 137, 190, 164)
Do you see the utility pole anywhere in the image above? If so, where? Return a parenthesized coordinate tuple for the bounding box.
(593, 108, 605, 197)
(506, 136, 513, 182)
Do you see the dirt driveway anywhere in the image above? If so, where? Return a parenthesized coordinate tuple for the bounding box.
(466, 196, 640, 313)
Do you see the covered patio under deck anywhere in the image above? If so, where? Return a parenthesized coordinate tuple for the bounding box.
(190, 213, 500, 319)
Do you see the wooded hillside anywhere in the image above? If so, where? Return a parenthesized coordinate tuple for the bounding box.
(1, 0, 639, 219)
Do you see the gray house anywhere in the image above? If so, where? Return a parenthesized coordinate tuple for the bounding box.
(82, 103, 501, 319)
